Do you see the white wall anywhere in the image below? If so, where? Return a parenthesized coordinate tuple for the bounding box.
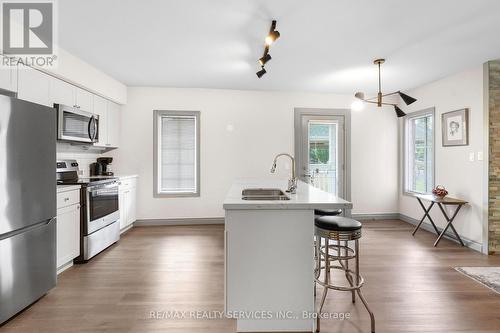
(398, 66, 485, 245)
(109, 87, 398, 220)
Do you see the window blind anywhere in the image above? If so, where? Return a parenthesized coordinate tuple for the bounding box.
(159, 116, 197, 193)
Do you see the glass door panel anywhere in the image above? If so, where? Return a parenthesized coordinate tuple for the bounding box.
(297, 113, 345, 198)
(308, 121, 339, 195)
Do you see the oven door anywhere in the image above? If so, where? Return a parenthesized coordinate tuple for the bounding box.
(57, 104, 99, 143)
(86, 182, 119, 235)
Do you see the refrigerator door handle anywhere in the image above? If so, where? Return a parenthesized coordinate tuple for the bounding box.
(0, 217, 55, 241)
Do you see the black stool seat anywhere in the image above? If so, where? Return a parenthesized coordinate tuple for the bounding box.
(315, 216, 362, 231)
(314, 209, 343, 216)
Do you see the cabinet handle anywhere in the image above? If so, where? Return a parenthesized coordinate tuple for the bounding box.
(64, 197, 70, 202)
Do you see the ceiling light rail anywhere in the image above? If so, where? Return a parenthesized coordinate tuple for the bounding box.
(256, 20, 280, 78)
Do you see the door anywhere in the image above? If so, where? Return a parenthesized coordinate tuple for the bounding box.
(119, 190, 127, 230)
(0, 95, 56, 235)
(75, 88, 93, 111)
(17, 65, 51, 107)
(56, 204, 80, 268)
(107, 101, 121, 148)
(93, 95, 108, 147)
(0, 55, 16, 92)
(57, 105, 98, 143)
(0, 219, 56, 324)
(295, 109, 348, 198)
(50, 77, 76, 107)
(127, 187, 137, 226)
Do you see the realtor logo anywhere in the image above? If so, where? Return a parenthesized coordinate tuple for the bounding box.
(2, 1, 53, 54)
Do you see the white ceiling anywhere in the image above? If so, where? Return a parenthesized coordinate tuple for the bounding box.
(58, 0, 500, 94)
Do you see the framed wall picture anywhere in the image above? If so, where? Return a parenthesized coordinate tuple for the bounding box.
(442, 108, 469, 146)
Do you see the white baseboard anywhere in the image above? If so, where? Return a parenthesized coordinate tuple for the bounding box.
(398, 214, 483, 253)
(57, 260, 73, 275)
(133, 214, 483, 253)
(120, 223, 134, 234)
(134, 217, 224, 226)
(352, 213, 400, 220)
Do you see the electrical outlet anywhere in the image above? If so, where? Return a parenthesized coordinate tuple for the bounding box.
(478, 151, 484, 161)
(469, 152, 475, 162)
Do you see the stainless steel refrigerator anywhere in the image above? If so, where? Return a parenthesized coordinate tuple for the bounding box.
(0, 94, 56, 324)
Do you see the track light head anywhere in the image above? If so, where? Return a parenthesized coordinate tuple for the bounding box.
(265, 30, 280, 46)
(394, 105, 406, 118)
(354, 92, 365, 100)
(398, 92, 417, 105)
(259, 53, 272, 66)
(256, 67, 267, 78)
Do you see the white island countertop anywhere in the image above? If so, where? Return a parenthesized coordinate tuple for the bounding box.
(223, 178, 352, 210)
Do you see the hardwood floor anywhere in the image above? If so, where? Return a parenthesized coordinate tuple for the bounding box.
(2, 220, 500, 333)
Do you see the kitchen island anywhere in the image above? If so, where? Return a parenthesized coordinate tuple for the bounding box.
(223, 179, 352, 332)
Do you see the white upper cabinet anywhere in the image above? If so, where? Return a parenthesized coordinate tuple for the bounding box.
(107, 101, 121, 148)
(14, 63, 121, 149)
(0, 55, 17, 93)
(17, 64, 51, 107)
(50, 77, 76, 107)
(93, 95, 108, 147)
(75, 87, 93, 112)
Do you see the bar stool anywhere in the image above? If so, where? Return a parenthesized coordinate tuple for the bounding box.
(314, 208, 343, 217)
(313, 209, 342, 281)
(314, 216, 375, 333)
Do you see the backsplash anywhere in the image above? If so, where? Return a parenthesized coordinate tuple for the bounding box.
(56, 143, 106, 176)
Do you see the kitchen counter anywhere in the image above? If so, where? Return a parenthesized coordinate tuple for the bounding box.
(223, 178, 352, 210)
(223, 179, 352, 332)
(87, 175, 138, 179)
(57, 184, 81, 193)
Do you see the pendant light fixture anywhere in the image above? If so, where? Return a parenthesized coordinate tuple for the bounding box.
(353, 59, 417, 118)
(256, 20, 280, 78)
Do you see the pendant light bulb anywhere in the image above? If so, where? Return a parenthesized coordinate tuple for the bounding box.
(351, 100, 364, 111)
(354, 92, 365, 100)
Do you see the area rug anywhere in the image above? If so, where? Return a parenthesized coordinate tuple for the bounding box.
(455, 267, 500, 294)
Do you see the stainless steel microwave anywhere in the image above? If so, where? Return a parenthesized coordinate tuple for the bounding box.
(56, 104, 99, 143)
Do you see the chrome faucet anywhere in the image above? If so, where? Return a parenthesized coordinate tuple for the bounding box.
(270, 153, 298, 193)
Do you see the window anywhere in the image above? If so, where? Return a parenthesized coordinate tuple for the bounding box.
(154, 110, 200, 197)
(404, 108, 434, 194)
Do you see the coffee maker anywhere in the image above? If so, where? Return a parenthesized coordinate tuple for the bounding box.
(90, 157, 114, 176)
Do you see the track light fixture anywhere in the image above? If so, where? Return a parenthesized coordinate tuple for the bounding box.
(256, 20, 281, 79)
(353, 59, 417, 118)
(259, 52, 272, 66)
(256, 66, 266, 78)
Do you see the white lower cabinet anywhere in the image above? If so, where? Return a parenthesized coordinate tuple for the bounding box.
(119, 177, 137, 232)
(56, 187, 81, 271)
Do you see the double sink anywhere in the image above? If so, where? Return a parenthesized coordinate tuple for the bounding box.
(241, 188, 290, 201)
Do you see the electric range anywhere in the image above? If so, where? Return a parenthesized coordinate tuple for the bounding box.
(57, 160, 120, 262)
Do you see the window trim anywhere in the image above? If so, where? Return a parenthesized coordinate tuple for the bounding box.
(403, 107, 435, 196)
(153, 110, 201, 198)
